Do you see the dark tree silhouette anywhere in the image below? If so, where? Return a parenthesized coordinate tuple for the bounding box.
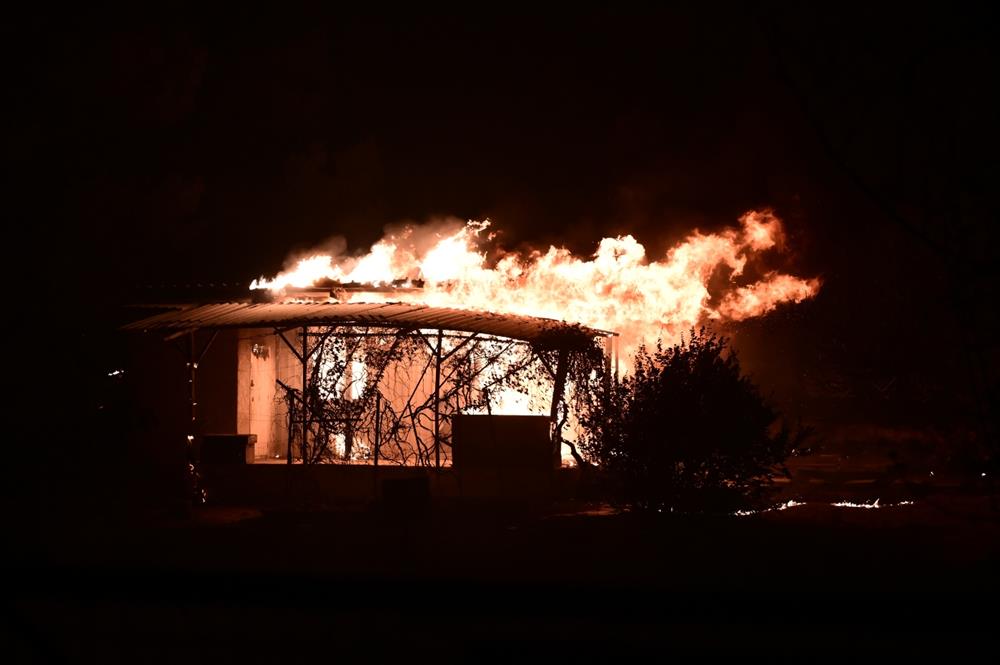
(577, 328, 805, 513)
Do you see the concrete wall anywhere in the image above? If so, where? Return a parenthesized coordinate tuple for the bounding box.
(200, 464, 574, 507)
(237, 328, 300, 459)
(452, 415, 553, 470)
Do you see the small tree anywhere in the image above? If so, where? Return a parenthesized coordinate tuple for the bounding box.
(577, 327, 804, 513)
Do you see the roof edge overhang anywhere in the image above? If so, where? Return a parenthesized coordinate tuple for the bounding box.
(122, 301, 615, 349)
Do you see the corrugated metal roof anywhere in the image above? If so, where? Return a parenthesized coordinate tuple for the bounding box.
(122, 302, 613, 347)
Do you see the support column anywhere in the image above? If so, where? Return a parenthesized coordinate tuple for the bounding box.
(433, 329, 443, 469)
(343, 354, 354, 460)
(374, 391, 381, 468)
(299, 326, 308, 464)
(373, 391, 381, 499)
(613, 335, 620, 381)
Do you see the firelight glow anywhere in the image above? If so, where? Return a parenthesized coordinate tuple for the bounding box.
(251, 210, 821, 372)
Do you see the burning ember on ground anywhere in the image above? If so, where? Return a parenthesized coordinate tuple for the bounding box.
(252, 210, 820, 367)
(733, 499, 915, 516)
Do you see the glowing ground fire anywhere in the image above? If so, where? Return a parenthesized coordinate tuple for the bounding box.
(252, 211, 820, 369)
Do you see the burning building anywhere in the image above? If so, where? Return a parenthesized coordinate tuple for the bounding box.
(123, 212, 818, 502)
(126, 287, 613, 459)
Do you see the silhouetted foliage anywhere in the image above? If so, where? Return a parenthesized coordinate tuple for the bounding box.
(576, 327, 805, 513)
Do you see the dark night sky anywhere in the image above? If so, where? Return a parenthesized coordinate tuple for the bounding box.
(12, 5, 999, 435)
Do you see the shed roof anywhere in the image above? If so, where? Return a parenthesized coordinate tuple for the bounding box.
(123, 301, 613, 347)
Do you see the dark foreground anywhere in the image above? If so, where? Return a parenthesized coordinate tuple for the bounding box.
(8, 492, 999, 663)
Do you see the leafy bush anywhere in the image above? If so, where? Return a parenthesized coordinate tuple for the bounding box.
(575, 328, 804, 513)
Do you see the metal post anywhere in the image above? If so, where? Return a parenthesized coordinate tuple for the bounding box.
(433, 329, 442, 469)
(300, 326, 308, 464)
(374, 391, 381, 468)
(343, 353, 353, 460)
(611, 335, 621, 382)
(373, 391, 381, 499)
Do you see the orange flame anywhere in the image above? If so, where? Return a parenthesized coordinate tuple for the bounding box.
(251, 210, 820, 368)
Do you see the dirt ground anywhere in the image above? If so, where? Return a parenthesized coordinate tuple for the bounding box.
(8, 482, 998, 663)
